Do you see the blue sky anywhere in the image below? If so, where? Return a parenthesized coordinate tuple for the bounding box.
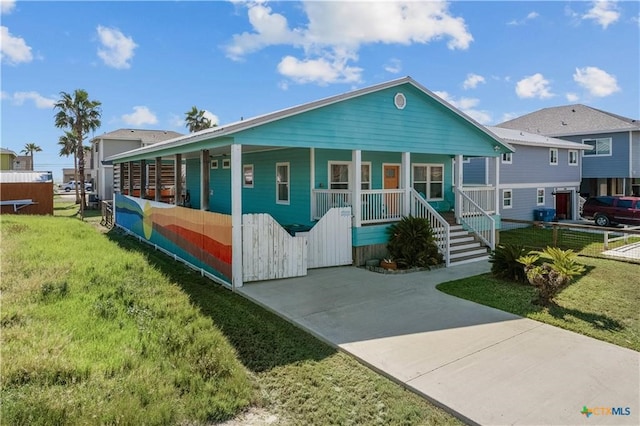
(1, 0, 639, 180)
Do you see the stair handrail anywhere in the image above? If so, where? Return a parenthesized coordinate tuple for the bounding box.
(455, 187, 495, 250)
(410, 189, 450, 266)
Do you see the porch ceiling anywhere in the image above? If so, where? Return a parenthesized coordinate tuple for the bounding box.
(157, 145, 285, 161)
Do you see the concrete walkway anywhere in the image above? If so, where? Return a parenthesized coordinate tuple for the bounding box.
(238, 263, 639, 425)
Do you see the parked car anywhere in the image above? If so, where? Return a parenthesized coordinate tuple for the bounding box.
(60, 181, 92, 192)
(581, 196, 640, 226)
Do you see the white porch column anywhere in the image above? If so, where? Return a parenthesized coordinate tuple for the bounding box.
(494, 156, 501, 216)
(352, 150, 362, 227)
(455, 155, 463, 222)
(402, 152, 411, 216)
(231, 144, 243, 289)
(310, 148, 315, 222)
(201, 149, 210, 210)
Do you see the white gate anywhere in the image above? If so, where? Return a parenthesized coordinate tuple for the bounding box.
(304, 207, 352, 268)
(242, 213, 307, 282)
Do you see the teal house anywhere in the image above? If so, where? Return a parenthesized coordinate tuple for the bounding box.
(108, 77, 512, 288)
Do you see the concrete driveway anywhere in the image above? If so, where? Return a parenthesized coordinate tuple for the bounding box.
(238, 263, 639, 426)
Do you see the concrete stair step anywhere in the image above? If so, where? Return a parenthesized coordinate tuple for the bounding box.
(450, 254, 490, 265)
(450, 247, 489, 259)
(450, 241, 481, 251)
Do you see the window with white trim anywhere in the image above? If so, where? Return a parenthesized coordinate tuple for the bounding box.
(276, 162, 289, 204)
(536, 188, 545, 206)
(222, 158, 231, 169)
(549, 148, 558, 165)
(412, 164, 444, 200)
(582, 138, 612, 156)
(568, 150, 578, 165)
(502, 152, 512, 164)
(503, 189, 513, 209)
(329, 162, 350, 190)
(361, 163, 371, 190)
(243, 164, 253, 188)
(210, 159, 218, 169)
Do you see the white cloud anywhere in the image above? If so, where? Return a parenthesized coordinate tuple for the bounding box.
(384, 58, 402, 74)
(122, 106, 158, 126)
(515, 73, 554, 99)
(583, 1, 620, 29)
(202, 110, 219, 126)
(566, 93, 580, 102)
(226, 1, 472, 85)
(434, 91, 492, 124)
(501, 112, 519, 123)
(5, 91, 55, 108)
(96, 26, 137, 69)
(168, 113, 185, 128)
(1, 0, 16, 14)
(463, 73, 485, 90)
(573, 66, 620, 97)
(277, 54, 363, 85)
(0, 26, 33, 65)
(507, 11, 539, 26)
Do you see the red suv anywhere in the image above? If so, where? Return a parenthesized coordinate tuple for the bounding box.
(582, 196, 640, 227)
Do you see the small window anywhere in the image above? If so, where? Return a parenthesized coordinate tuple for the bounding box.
(361, 163, 371, 190)
(243, 164, 253, 188)
(568, 150, 578, 165)
(503, 189, 513, 209)
(210, 159, 218, 169)
(222, 159, 231, 169)
(549, 148, 558, 165)
(537, 188, 545, 206)
(329, 162, 350, 190)
(394, 92, 406, 110)
(276, 162, 289, 204)
(501, 152, 512, 164)
(583, 138, 612, 156)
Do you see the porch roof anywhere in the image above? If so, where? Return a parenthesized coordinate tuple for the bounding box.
(487, 126, 594, 150)
(107, 76, 514, 164)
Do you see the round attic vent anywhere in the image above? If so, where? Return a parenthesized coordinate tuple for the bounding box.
(394, 92, 406, 110)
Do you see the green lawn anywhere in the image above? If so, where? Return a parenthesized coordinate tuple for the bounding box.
(437, 257, 640, 351)
(1, 209, 459, 425)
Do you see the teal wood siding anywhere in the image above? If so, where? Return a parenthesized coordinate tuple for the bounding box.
(242, 148, 312, 226)
(233, 84, 503, 157)
(186, 159, 201, 209)
(353, 224, 393, 247)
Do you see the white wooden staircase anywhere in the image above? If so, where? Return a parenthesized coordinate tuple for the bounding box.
(441, 212, 491, 265)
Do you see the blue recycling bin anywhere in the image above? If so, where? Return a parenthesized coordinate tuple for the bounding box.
(534, 208, 555, 222)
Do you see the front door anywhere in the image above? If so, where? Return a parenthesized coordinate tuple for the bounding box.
(383, 164, 400, 217)
(555, 192, 571, 220)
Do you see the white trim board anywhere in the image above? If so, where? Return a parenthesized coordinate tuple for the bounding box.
(497, 182, 581, 189)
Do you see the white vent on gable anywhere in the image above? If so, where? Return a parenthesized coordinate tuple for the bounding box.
(394, 92, 406, 110)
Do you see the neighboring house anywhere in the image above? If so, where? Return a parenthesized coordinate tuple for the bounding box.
(91, 129, 183, 200)
(498, 104, 640, 197)
(13, 155, 32, 171)
(61, 150, 95, 185)
(0, 171, 54, 215)
(107, 77, 513, 288)
(0, 148, 17, 170)
(464, 127, 592, 222)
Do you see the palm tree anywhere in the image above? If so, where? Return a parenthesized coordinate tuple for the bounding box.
(58, 131, 80, 202)
(21, 142, 42, 170)
(54, 89, 101, 218)
(184, 106, 215, 132)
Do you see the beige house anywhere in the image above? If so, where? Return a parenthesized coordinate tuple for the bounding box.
(91, 129, 183, 200)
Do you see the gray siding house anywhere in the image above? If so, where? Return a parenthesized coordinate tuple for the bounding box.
(91, 129, 183, 200)
(464, 126, 591, 222)
(498, 104, 640, 197)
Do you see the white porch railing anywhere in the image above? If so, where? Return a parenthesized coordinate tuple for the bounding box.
(410, 189, 450, 266)
(361, 189, 404, 224)
(461, 186, 496, 214)
(456, 187, 495, 250)
(312, 189, 352, 220)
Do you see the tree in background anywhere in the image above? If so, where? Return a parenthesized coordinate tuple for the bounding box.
(54, 89, 101, 219)
(21, 142, 42, 171)
(185, 106, 215, 132)
(58, 131, 81, 202)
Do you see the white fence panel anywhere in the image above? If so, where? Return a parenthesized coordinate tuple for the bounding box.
(306, 207, 352, 268)
(242, 213, 307, 282)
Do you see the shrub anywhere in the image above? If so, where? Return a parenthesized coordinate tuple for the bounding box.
(386, 216, 443, 269)
(518, 247, 585, 306)
(489, 243, 528, 283)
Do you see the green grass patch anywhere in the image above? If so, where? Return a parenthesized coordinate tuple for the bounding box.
(1, 215, 253, 424)
(2, 214, 460, 425)
(438, 257, 640, 351)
